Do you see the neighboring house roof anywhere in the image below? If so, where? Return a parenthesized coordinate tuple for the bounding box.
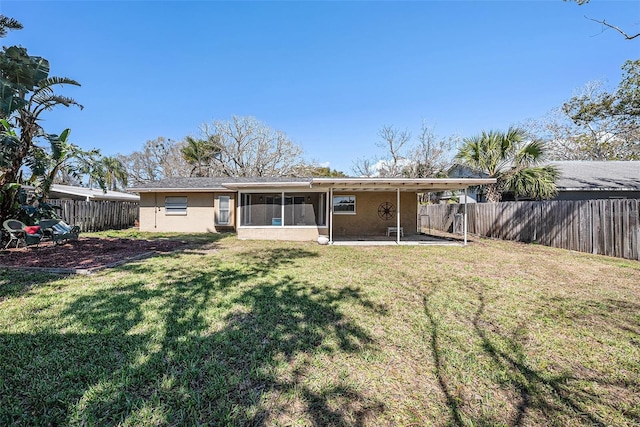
(48, 184, 140, 202)
(448, 164, 489, 179)
(129, 176, 497, 193)
(552, 161, 640, 192)
(449, 161, 640, 193)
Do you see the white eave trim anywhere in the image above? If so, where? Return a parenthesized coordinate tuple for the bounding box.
(129, 187, 234, 193)
(221, 181, 312, 189)
(312, 177, 497, 191)
(130, 178, 497, 193)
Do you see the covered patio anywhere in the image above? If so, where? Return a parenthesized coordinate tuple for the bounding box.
(331, 232, 467, 246)
(312, 177, 496, 245)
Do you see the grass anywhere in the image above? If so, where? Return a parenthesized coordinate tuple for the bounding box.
(0, 233, 638, 426)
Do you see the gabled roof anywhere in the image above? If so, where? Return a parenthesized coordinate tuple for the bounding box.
(552, 161, 640, 191)
(129, 176, 497, 193)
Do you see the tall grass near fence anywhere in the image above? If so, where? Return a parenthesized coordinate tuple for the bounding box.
(419, 199, 640, 260)
(46, 200, 138, 232)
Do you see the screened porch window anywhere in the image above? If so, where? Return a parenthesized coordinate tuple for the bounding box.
(240, 192, 326, 226)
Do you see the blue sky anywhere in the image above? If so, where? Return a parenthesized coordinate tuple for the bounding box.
(1, 1, 638, 174)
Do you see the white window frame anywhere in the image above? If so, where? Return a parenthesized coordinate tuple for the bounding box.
(165, 196, 187, 216)
(242, 194, 252, 224)
(217, 195, 230, 225)
(333, 195, 356, 215)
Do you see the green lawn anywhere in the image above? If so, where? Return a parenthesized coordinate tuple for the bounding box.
(1, 233, 638, 426)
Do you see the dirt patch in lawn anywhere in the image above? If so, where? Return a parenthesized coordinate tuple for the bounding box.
(0, 237, 187, 272)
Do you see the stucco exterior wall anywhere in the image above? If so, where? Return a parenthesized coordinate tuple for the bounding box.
(332, 191, 417, 237)
(138, 190, 419, 238)
(138, 192, 235, 233)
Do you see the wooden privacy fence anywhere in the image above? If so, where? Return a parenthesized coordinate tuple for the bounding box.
(47, 200, 139, 232)
(419, 200, 640, 260)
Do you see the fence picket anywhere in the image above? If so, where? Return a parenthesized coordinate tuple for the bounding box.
(419, 199, 640, 261)
(45, 200, 138, 232)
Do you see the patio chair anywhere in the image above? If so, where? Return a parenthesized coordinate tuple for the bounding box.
(37, 219, 81, 245)
(3, 219, 43, 249)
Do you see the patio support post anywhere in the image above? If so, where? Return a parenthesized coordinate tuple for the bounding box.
(464, 187, 468, 246)
(281, 191, 285, 227)
(237, 191, 242, 227)
(396, 188, 400, 244)
(329, 187, 334, 244)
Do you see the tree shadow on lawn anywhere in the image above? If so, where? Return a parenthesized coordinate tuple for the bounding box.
(0, 269, 64, 301)
(0, 233, 226, 299)
(0, 247, 385, 426)
(423, 280, 640, 426)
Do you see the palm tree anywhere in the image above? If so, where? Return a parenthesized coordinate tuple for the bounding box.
(180, 135, 221, 177)
(100, 156, 128, 191)
(455, 127, 559, 202)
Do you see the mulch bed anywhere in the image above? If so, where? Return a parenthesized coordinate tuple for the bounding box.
(0, 237, 188, 273)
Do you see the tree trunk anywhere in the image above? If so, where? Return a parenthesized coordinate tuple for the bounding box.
(485, 183, 502, 203)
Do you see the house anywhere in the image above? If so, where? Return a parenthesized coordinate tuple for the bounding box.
(448, 161, 640, 201)
(551, 161, 640, 200)
(47, 184, 140, 202)
(129, 176, 495, 242)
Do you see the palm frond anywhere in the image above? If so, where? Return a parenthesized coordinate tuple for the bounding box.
(30, 94, 84, 115)
(0, 16, 23, 38)
(503, 166, 559, 200)
(36, 76, 81, 89)
(514, 139, 547, 168)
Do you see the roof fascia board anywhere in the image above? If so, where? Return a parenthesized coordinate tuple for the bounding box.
(50, 189, 94, 199)
(312, 178, 496, 190)
(221, 181, 312, 189)
(129, 187, 233, 193)
(130, 178, 497, 193)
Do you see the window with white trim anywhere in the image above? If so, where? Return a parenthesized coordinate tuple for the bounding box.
(165, 196, 187, 215)
(333, 195, 356, 214)
(217, 196, 230, 225)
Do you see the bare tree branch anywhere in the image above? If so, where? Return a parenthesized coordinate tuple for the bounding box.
(587, 16, 640, 40)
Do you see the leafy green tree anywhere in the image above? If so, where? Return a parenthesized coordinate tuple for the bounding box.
(559, 60, 640, 160)
(455, 128, 559, 202)
(30, 129, 105, 195)
(0, 15, 105, 222)
(308, 166, 347, 177)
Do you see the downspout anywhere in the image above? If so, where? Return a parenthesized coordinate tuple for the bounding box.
(396, 188, 400, 244)
(329, 187, 334, 244)
(464, 187, 468, 246)
(154, 193, 157, 229)
(281, 191, 285, 227)
(237, 191, 242, 229)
